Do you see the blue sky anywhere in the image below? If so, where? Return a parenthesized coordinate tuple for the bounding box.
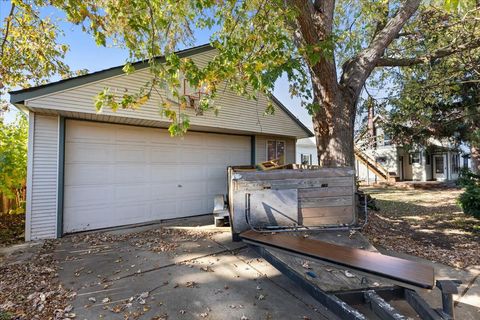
(3, 4, 313, 131)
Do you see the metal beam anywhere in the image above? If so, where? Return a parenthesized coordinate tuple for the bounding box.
(364, 290, 407, 320)
(436, 280, 461, 319)
(405, 289, 443, 320)
(250, 245, 367, 320)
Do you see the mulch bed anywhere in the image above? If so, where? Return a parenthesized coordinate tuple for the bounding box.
(0, 214, 24, 247)
(362, 187, 480, 269)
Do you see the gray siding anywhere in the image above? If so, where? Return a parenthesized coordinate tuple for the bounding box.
(25, 50, 307, 138)
(28, 114, 59, 240)
(255, 135, 295, 164)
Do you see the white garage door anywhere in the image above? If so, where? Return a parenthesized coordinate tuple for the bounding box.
(63, 120, 251, 233)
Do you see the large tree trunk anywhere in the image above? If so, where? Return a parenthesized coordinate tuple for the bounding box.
(471, 145, 480, 174)
(312, 91, 356, 167)
(290, 0, 420, 168)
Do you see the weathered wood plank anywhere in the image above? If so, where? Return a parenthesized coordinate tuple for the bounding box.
(298, 186, 353, 198)
(241, 230, 435, 289)
(235, 167, 354, 181)
(300, 206, 354, 218)
(303, 216, 355, 226)
(299, 196, 354, 208)
(234, 177, 354, 190)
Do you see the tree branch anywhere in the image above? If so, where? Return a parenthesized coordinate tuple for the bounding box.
(340, 0, 421, 99)
(1, 3, 16, 58)
(376, 37, 480, 67)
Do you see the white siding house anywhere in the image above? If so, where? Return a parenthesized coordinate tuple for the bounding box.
(355, 117, 463, 183)
(11, 45, 312, 240)
(296, 137, 318, 165)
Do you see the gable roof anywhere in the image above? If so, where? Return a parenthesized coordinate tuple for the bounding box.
(10, 44, 313, 137)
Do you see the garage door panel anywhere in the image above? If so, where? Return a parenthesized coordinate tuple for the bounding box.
(151, 201, 177, 220)
(113, 165, 148, 183)
(150, 183, 178, 199)
(150, 165, 178, 182)
(64, 164, 111, 186)
(64, 186, 113, 207)
(207, 180, 227, 195)
(151, 147, 179, 163)
(180, 181, 208, 195)
(68, 122, 115, 142)
(179, 165, 206, 180)
(115, 146, 148, 162)
(64, 120, 251, 233)
(179, 148, 208, 164)
(114, 184, 149, 202)
(115, 126, 150, 143)
(65, 143, 113, 163)
(180, 198, 207, 216)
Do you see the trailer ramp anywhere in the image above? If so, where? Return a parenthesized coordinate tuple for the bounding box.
(240, 230, 460, 320)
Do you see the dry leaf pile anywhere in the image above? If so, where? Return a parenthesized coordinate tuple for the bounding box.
(362, 187, 479, 268)
(0, 214, 25, 247)
(0, 241, 75, 319)
(70, 228, 217, 253)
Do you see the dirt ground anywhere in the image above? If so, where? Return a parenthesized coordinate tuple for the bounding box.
(0, 214, 24, 247)
(362, 186, 480, 269)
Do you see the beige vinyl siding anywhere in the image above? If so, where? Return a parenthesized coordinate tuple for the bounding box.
(255, 135, 295, 164)
(25, 50, 307, 138)
(28, 114, 59, 239)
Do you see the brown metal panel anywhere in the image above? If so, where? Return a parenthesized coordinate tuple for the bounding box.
(240, 230, 435, 289)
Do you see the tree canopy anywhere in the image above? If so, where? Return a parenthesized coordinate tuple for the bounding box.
(3, 0, 479, 166)
(0, 1, 73, 107)
(0, 113, 28, 212)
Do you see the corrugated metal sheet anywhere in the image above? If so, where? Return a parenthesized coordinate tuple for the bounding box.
(29, 114, 59, 239)
(25, 50, 308, 138)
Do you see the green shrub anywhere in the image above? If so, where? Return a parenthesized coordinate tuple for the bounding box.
(458, 184, 480, 219)
(457, 168, 480, 187)
(0, 311, 13, 320)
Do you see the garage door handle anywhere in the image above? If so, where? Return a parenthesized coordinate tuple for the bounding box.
(177, 184, 182, 187)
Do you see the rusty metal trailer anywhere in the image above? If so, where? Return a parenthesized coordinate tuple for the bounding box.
(226, 166, 461, 320)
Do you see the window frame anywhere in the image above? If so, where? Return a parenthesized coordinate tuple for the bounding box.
(409, 152, 421, 164)
(301, 153, 312, 165)
(266, 140, 286, 164)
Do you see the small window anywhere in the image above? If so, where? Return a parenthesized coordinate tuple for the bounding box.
(383, 133, 392, 146)
(425, 152, 430, 165)
(452, 154, 460, 173)
(267, 140, 286, 164)
(409, 153, 421, 164)
(376, 156, 387, 164)
(301, 154, 312, 165)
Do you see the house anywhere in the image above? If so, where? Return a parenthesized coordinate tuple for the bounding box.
(355, 115, 464, 183)
(9, 44, 313, 240)
(296, 137, 318, 165)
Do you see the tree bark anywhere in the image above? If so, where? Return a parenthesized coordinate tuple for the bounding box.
(290, 0, 421, 167)
(312, 92, 356, 166)
(471, 145, 480, 174)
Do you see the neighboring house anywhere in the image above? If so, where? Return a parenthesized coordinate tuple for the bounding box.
(9, 44, 313, 240)
(296, 137, 318, 165)
(355, 115, 464, 183)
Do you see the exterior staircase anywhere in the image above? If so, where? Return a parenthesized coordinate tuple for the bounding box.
(354, 147, 394, 182)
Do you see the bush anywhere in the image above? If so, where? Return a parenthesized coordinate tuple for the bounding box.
(457, 169, 480, 219)
(457, 167, 480, 187)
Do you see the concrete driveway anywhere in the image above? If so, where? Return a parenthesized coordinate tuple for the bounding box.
(54, 216, 335, 319)
(52, 216, 480, 320)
